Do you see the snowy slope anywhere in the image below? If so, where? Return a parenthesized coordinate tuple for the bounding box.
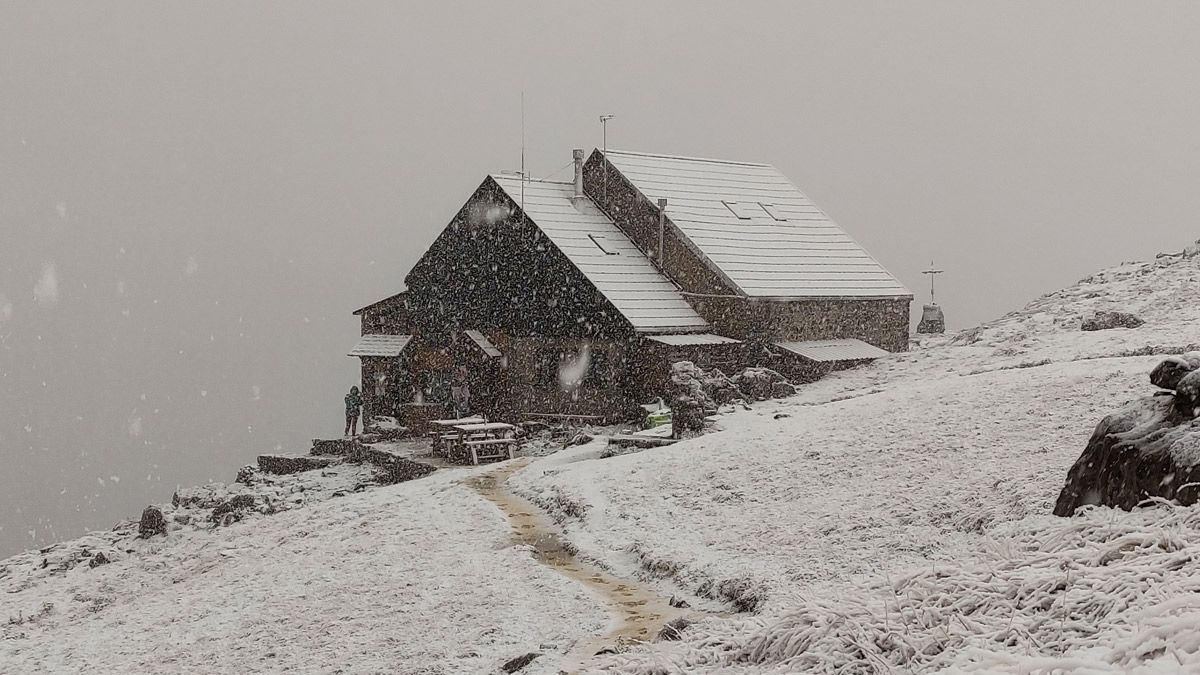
(4, 240, 1200, 674)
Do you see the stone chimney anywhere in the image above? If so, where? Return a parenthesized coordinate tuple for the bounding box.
(571, 149, 585, 205)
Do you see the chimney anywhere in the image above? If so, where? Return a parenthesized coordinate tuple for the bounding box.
(571, 149, 585, 204)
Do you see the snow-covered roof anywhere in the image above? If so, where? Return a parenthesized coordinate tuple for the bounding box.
(775, 338, 889, 362)
(463, 329, 502, 358)
(490, 175, 709, 334)
(646, 333, 741, 346)
(602, 150, 912, 300)
(348, 334, 412, 357)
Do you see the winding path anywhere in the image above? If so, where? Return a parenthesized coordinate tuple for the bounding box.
(467, 459, 698, 671)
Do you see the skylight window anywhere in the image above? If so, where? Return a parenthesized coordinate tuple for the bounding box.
(758, 203, 788, 221)
(588, 234, 620, 255)
(721, 200, 755, 220)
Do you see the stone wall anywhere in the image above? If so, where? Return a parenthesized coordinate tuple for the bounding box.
(685, 296, 910, 353)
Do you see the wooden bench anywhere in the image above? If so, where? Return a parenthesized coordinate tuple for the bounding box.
(464, 438, 516, 465)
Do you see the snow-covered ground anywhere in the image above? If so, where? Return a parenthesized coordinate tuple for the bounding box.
(3, 241, 1200, 674)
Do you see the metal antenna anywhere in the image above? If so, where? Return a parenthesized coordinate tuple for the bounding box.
(922, 260, 944, 304)
(600, 114, 614, 201)
(520, 91, 525, 217)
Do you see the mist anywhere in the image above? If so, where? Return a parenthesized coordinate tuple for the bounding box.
(3, 1, 1200, 557)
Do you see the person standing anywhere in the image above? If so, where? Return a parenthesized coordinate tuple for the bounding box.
(344, 385, 363, 436)
(450, 366, 471, 419)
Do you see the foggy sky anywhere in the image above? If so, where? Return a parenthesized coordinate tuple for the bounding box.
(3, 1, 1199, 557)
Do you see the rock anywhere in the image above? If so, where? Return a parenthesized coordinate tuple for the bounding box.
(173, 485, 232, 509)
(657, 617, 693, 641)
(1055, 357, 1200, 515)
(500, 652, 541, 673)
(88, 552, 109, 568)
(257, 454, 339, 475)
(731, 367, 794, 402)
(173, 513, 192, 525)
(1080, 310, 1144, 331)
(235, 465, 258, 485)
(363, 448, 437, 484)
(773, 413, 791, 420)
(1150, 353, 1200, 391)
(210, 494, 256, 523)
(566, 432, 594, 447)
(668, 595, 691, 609)
(138, 506, 167, 538)
(770, 381, 797, 398)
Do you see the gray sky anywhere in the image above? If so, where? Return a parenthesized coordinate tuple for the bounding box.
(2, 1, 1198, 557)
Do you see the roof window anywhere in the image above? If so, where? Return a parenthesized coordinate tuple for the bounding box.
(588, 234, 620, 255)
(758, 203, 788, 221)
(721, 200, 755, 220)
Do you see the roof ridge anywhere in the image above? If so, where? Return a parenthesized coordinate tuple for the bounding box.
(602, 149, 773, 169)
(489, 173, 573, 186)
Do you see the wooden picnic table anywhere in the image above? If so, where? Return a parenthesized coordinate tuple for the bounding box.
(427, 417, 487, 456)
(448, 422, 517, 465)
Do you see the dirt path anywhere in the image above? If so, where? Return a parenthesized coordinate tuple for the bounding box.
(467, 460, 697, 671)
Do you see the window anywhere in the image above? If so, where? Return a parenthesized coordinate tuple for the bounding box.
(587, 234, 620, 255)
(758, 203, 788, 221)
(721, 200, 756, 220)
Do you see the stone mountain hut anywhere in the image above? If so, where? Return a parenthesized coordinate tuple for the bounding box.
(349, 148, 912, 428)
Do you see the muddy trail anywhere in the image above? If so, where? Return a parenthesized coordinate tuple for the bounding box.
(467, 460, 701, 672)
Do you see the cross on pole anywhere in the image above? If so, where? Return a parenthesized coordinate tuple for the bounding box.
(922, 261, 944, 304)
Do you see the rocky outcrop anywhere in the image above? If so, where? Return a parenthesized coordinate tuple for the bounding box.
(1080, 310, 1144, 331)
(731, 367, 796, 401)
(138, 506, 167, 538)
(211, 494, 256, 524)
(1054, 352, 1200, 516)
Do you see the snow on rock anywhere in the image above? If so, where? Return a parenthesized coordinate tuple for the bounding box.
(1081, 310, 1145, 331)
(1055, 354, 1200, 516)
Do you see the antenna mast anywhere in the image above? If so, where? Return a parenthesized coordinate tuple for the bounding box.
(600, 114, 614, 201)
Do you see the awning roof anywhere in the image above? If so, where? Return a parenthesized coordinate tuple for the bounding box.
(774, 338, 889, 362)
(647, 333, 741, 346)
(463, 329, 502, 358)
(348, 334, 412, 357)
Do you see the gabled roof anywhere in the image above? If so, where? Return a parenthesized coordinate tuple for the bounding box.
(490, 174, 709, 334)
(601, 150, 912, 300)
(348, 334, 412, 357)
(352, 291, 407, 316)
(775, 338, 889, 362)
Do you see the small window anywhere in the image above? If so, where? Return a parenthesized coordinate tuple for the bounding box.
(588, 234, 620, 255)
(721, 200, 755, 220)
(758, 203, 787, 221)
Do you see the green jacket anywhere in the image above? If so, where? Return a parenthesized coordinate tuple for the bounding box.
(345, 390, 363, 415)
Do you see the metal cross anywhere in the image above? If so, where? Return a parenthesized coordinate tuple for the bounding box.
(922, 261, 944, 304)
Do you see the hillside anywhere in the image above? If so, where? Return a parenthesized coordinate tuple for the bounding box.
(3, 240, 1199, 674)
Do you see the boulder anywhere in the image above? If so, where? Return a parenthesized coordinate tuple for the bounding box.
(500, 652, 541, 673)
(211, 494, 256, 523)
(235, 465, 258, 485)
(138, 506, 167, 538)
(1080, 310, 1144, 331)
(88, 551, 110, 568)
(256, 454, 339, 475)
(1055, 355, 1200, 516)
(731, 367, 794, 402)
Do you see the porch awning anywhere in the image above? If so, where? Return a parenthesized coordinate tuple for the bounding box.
(348, 334, 412, 357)
(774, 338, 888, 363)
(463, 329, 502, 358)
(646, 333, 741, 346)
